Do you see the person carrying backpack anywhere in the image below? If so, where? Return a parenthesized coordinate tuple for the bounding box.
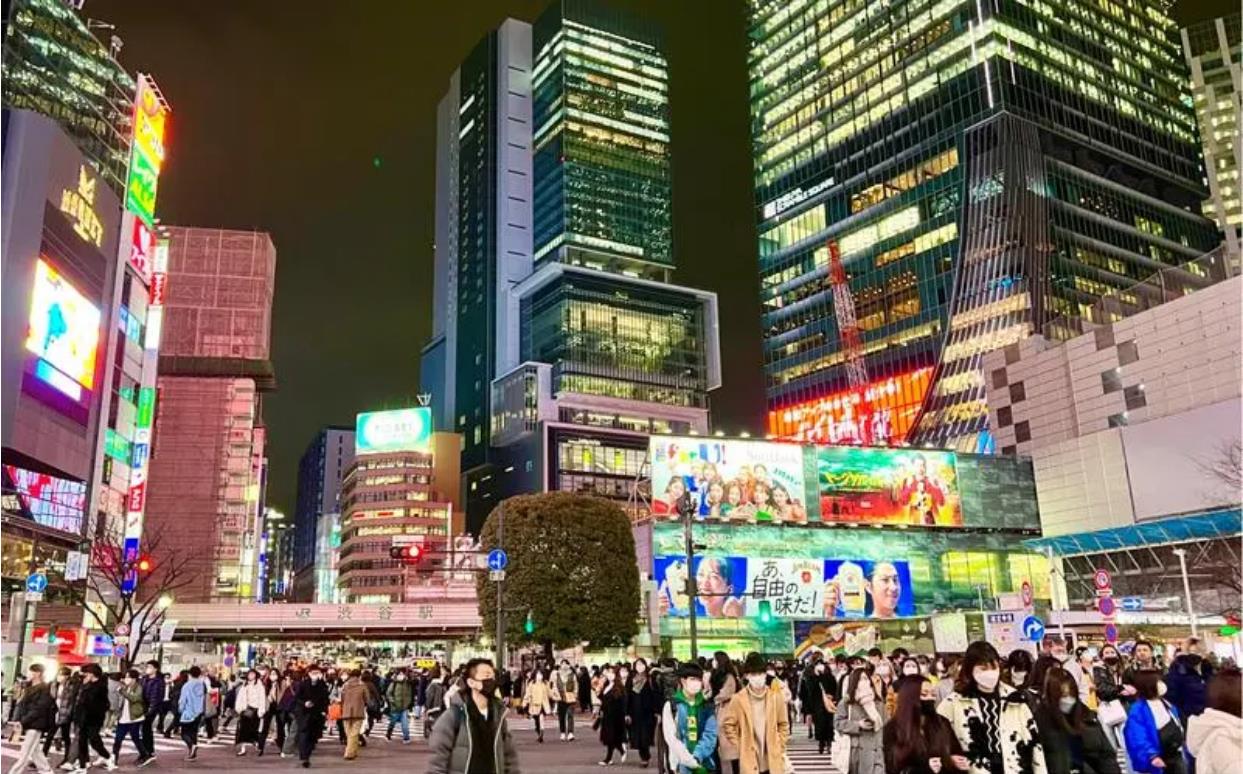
(427, 659, 520, 774)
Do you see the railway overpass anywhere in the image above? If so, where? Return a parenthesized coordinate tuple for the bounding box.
(164, 597, 482, 641)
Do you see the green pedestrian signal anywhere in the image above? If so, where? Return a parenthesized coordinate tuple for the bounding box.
(757, 599, 773, 625)
(524, 609, 535, 635)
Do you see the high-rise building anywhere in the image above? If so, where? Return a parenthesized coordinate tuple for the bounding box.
(421, 1, 721, 531)
(144, 226, 276, 603)
(1182, 15, 1241, 263)
(749, 0, 1223, 454)
(290, 426, 354, 602)
(336, 409, 459, 603)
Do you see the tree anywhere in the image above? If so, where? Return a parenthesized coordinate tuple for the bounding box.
(476, 493, 640, 657)
(48, 521, 194, 669)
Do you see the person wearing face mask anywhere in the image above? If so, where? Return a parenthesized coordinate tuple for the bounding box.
(385, 668, 415, 743)
(553, 661, 579, 741)
(628, 659, 659, 767)
(7, 663, 57, 774)
(720, 654, 790, 774)
(811, 659, 839, 755)
(1005, 651, 1035, 699)
(834, 667, 886, 774)
(662, 664, 718, 774)
(292, 667, 331, 768)
(710, 652, 742, 774)
(1033, 668, 1120, 774)
(177, 666, 207, 762)
(1165, 638, 1213, 725)
(234, 669, 268, 757)
(423, 668, 449, 740)
(597, 664, 629, 765)
(111, 669, 150, 766)
(883, 675, 966, 774)
(1124, 669, 1186, 774)
(938, 641, 1045, 774)
(523, 669, 553, 743)
(426, 658, 519, 774)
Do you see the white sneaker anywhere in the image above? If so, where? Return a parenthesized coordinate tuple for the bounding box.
(89, 760, 105, 769)
(102, 760, 118, 772)
(621, 749, 629, 763)
(60, 764, 76, 771)
(560, 733, 566, 741)
(568, 733, 575, 741)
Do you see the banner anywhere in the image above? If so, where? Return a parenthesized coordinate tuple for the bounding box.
(656, 554, 915, 621)
(649, 437, 808, 523)
(817, 447, 961, 526)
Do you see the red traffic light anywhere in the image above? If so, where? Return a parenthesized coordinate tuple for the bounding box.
(136, 557, 152, 573)
(404, 544, 423, 560)
(389, 542, 426, 563)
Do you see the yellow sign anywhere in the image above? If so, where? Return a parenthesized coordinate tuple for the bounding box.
(60, 167, 104, 248)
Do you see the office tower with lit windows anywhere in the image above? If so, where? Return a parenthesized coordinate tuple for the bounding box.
(290, 426, 354, 602)
(1182, 15, 1241, 263)
(750, 0, 1224, 455)
(422, 1, 720, 531)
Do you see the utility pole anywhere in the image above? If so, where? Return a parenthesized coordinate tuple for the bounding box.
(1173, 548, 1197, 637)
(678, 492, 698, 661)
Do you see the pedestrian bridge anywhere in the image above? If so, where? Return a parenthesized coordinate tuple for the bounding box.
(165, 597, 482, 640)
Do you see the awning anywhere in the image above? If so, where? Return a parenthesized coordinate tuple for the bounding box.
(1023, 508, 1242, 558)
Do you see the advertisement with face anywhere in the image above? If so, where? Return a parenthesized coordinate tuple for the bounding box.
(649, 437, 808, 523)
(654, 555, 748, 619)
(817, 447, 961, 526)
(25, 259, 101, 392)
(822, 559, 915, 619)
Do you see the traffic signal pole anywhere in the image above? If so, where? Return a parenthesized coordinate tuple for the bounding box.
(495, 509, 505, 668)
(678, 492, 698, 662)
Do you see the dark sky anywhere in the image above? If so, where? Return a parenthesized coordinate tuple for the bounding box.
(88, 0, 1230, 512)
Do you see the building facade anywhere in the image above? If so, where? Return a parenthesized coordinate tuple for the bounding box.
(143, 227, 276, 603)
(749, 0, 1223, 455)
(421, 1, 721, 532)
(1181, 15, 1242, 263)
(290, 426, 354, 602)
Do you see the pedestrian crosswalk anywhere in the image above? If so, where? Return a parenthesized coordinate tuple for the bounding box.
(786, 728, 842, 774)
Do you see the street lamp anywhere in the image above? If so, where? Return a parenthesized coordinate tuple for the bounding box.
(156, 595, 173, 665)
(1172, 548, 1197, 637)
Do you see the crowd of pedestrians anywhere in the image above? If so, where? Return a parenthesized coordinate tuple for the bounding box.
(4, 637, 1239, 774)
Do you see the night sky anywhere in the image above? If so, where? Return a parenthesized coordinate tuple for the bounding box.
(87, 0, 1230, 513)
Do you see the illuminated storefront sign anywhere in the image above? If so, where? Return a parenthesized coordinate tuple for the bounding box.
(26, 259, 101, 397)
(59, 166, 105, 247)
(125, 75, 168, 227)
(355, 408, 432, 455)
(653, 554, 916, 620)
(768, 367, 933, 445)
(127, 218, 154, 284)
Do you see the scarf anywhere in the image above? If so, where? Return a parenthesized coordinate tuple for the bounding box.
(631, 674, 648, 694)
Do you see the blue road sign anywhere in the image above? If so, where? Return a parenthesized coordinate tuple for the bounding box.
(25, 573, 47, 594)
(1105, 623, 1119, 643)
(1022, 615, 1046, 642)
(487, 549, 508, 572)
(113, 644, 128, 658)
(1120, 597, 1143, 612)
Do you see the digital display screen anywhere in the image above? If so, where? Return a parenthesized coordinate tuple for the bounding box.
(3, 465, 86, 534)
(649, 437, 809, 522)
(25, 259, 101, 396)
(816, 447, 962, 526)
(768, 367, 933, 446)
(355, 408, 432, 455)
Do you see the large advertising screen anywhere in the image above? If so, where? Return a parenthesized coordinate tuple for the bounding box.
(649, 437, 809, 522)
(817, 447, 961, 526)
(768, 367, 933, 446)
(355, 408, 432, 455)
(2, 465, 86, 534)
(25, 259, 101, 396)
(654, 553, 916, 620)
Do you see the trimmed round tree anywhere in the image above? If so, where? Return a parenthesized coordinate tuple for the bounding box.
(476, 493, 640, 656)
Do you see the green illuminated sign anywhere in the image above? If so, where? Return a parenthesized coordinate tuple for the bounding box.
(125, 146, 159, 227)
(136, 387, 156, 429)
(105, 429, 130, 462)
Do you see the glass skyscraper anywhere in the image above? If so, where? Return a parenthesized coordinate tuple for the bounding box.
(533, 0, 672, 280)
(750, 0, 1223, 454)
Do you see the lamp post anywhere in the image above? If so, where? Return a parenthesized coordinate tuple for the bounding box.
(1172, 548, 1197, 637)
(677, 491, 698, 662)
(156, 594, 173, 664)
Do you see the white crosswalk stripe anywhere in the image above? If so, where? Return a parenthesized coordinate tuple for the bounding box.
(785, 732, 842, 774)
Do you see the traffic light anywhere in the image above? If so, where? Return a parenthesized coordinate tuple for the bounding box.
(136, 556, 152, 573)
(757, 599, 773, 625)
(389, 543, 425, 563)
(523, 609, 535, 635)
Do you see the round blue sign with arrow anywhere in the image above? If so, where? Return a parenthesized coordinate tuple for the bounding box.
(25, 573, 48, 594)
(1022, 615, 1046, 642)
(487, 549, 508, 572)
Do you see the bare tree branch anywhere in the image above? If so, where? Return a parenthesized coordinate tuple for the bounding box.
(1196, 439, 1243, 503)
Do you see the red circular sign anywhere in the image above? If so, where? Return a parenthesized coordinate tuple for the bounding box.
(1021, 581, 1034, 607)
(1093, 569, 1112, 590)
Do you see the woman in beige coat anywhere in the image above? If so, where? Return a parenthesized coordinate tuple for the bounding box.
(522, 669, 554, 743)
(721, 654, 791, 774)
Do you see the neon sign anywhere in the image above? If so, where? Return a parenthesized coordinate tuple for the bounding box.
(768, 367, 933, 446)
(124, 75, 168, 227)
(59, 166, 104, 248)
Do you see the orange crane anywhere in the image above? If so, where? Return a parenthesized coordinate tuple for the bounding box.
(828, 239, 869, 390)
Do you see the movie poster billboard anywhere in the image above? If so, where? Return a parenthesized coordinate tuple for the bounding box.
(817, 447, 961, 526)
(649, 437, 809, 523)
(655, 553, 916, 621)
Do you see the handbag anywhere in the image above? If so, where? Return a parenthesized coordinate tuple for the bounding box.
(830, 728, 852, 772)
(1097, 699, 1126, 727)
(326, 702, 342, 722)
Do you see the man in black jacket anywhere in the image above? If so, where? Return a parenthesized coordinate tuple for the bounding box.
(71, 664, 114, 773)
(139, 661, 164, 762)
(9, 663, 56, 773)
(292, 665, 331, 768)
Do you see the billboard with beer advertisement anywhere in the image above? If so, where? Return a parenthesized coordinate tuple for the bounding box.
(649, 437, 809, 523)
(816, 447, 962, 526)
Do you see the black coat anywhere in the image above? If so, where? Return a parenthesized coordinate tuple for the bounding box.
(626, 678, 659, 727)
(597, 686, 628, 747)
(73, 679, 110, 728)
(1033, 705, 1121, 774)
(15, 683, 57, 733)
(293, 679, 330, 718)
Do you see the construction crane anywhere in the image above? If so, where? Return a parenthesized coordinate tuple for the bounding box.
(828, 239, 869, 390)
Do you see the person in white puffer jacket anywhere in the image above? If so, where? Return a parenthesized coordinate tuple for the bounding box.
(1184, 667, 1241, 774)
(233, 670, 269, 757)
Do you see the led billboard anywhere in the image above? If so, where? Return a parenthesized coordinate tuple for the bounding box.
(3, 465, 86, 534)
(125, 74, 167, 227)
(355, 408, 432, 455)
(25, 259, 101, 396)
(767, 367, 933, 445)
(817, 447, 961, 526)
(649, 437, 808, 522)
